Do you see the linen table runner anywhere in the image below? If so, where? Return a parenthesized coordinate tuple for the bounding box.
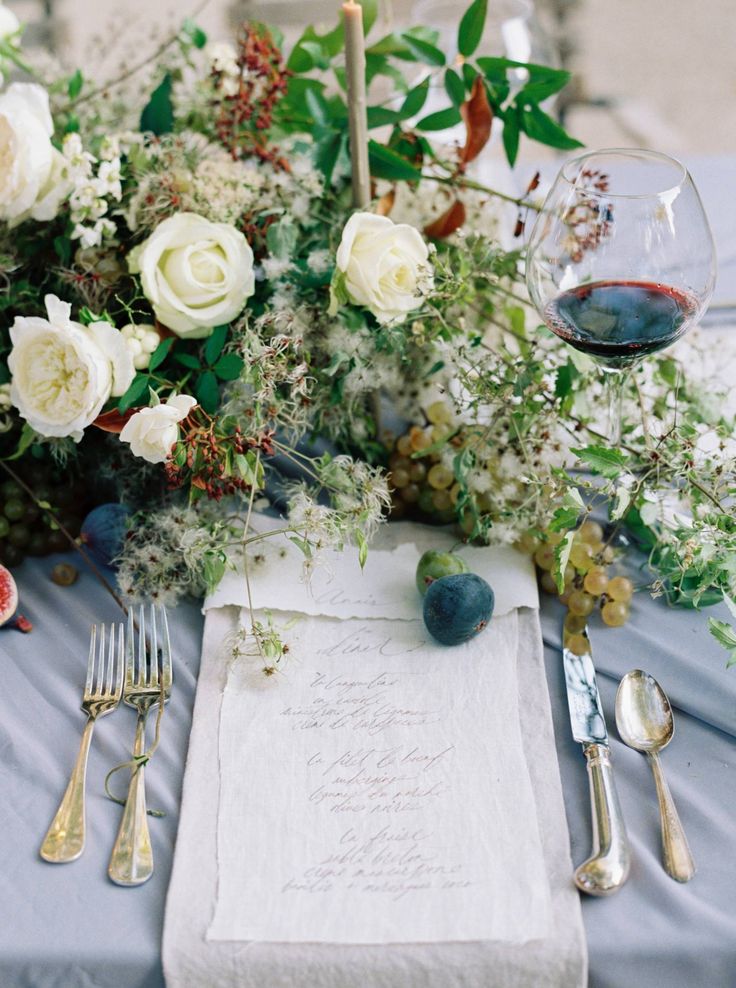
(163, 522, 587, 986)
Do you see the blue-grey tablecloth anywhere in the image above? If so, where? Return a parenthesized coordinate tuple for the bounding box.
(2, 551, 735, 988)
(3, 151, 736, 987)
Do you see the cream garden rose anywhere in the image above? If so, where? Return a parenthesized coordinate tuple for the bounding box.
(8, 295, 135, 441)
(119, 394, 197, 464)
(0, 84, 72, 226)
(334, 212, 433, 325)
(129, 212, 255, 339)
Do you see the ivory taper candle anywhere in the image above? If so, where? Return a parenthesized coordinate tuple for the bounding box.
(342, 0, 371, 208)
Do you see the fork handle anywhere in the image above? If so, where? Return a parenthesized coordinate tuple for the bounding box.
(108, 714, 154, 886)
(40, 716, 95, 863)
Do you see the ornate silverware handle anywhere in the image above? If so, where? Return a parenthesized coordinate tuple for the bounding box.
(574, 742, 631, 896)
(40, 717, 95, 863)
(108, 714, 153, 886)
(649, 751, 695, 882)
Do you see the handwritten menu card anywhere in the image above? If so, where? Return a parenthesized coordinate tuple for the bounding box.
(206, 538, 552, 945)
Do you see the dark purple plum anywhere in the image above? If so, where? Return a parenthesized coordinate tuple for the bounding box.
(80, 504, 131, 568)
(423, 572, 495, 646)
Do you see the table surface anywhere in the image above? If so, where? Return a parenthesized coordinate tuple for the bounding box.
(3, 153, 736, 988)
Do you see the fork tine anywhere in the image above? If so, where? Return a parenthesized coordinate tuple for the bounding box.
(137, 605, 146, 687)
(159, 606, 172, 690)
(126, 609, 135, 689)
(115, 622, 125, 700)
(95, 624, 106, 695)
(149, 605, 159, 688)
(85, 625, 96, 697)
(105, 623, 116, 695)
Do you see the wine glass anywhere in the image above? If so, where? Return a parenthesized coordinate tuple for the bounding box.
(525, 148, 717, 444)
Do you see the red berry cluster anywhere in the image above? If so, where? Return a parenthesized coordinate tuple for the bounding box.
(165, 414, 273, 501)
(213, 23, 291, 168)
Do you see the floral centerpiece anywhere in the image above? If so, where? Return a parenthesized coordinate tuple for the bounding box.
(0, 0, 734, 670)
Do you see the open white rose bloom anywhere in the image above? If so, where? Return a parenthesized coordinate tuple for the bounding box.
(335, 212, 434, 325)
(129, 212, 256, 339)
(119, 394, 197, 464)
(8, 295, 135, 441)
(0, 84, 72, 226)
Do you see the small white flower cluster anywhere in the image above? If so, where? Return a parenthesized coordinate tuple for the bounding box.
(207, 40, 247, 98)
(286, 455, 390, 575)
(120, 323, 160, 370)
(125, 134, 323, 236)
(62, 133, 124, 248)
(116, 503, 225, 606)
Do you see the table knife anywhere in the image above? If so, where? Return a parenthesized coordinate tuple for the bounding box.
(563, 623, 631, 896)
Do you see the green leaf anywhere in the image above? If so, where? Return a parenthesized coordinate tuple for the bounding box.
(611, 485, 632, 521)
(367, 105, 401, 128)
(444, 67, 465, 106)
(195, 370, 220, 414)
(361, 0, 378, 34)
(709, 618, 736, 666)
(458, 0, 488, 57)
(148, 337, 175, 373)
(305, 85, 331, 126)
(573, 445, 628, 479)
(213, 353, 244, 381)
(416, 106, 463, 131)
(400, 32, 446, 66)
(399, 77, 430, 118)
(552, 531, 575, 594)
(313, 130, 344, 185)
(67, 69, 83, 101)
(204, 325, 228, 366)
(357, 531, 368, 570)
(140, 72, 174, 136)
(501, 110, 520, 166)
(181, 17, 207, 49)
(266, 215, 298, 258)
(520, 103, 583, 151)
(6, 422, 37, 462)
(517, 71, 571, 103)
(117, 374, 150, 413)
(548, 505, 580, 533)
(368, 140, 422, 181)
(174, 353, 202, 371)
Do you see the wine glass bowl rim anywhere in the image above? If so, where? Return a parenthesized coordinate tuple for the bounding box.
(559, 147, 689, 200)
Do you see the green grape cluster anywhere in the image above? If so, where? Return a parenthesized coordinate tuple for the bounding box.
(0, 466, 90, 569)
(387, 402, 460, 523)
(518, 521, 635, 650)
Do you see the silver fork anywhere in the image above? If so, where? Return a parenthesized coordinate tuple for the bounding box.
(108, 604, 172, 886)
(40, 623, 124, 863)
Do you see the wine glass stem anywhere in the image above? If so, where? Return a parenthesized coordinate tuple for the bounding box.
(604, 369, 627, 447)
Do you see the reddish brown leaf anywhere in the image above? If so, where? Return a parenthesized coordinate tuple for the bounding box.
(375, 188, 396, 216)
(92, 408, 138, 434)
(424, 198, 466, 239)
(460, 77, 493, 166)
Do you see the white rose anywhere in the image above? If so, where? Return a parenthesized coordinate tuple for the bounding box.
(0, 4, 20, 39)
(0, 83, 72, 226)
(335, 212, 433, 325)
(119, 394, 197, 464)
(8, 295, 136, 441)
(129, 212, 255, 339)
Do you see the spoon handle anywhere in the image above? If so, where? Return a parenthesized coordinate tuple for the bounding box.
(648, 752, 696, 882)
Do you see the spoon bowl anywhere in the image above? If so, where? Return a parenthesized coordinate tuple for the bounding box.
(615, 669, 674, 753)
(615, 669, 695, 883)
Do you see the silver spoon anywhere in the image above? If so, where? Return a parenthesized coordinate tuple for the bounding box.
(615, 670, 695, 883)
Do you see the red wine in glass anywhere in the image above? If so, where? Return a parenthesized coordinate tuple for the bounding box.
(544, 279, 699, 368)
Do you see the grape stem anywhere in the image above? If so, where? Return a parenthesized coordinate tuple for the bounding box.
(0, 461, 128, 616)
